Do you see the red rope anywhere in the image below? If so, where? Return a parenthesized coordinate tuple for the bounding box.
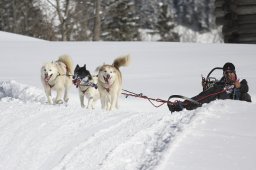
(122, 88, 228, 108)
(121, 89, 168, 108)
(196, 89, 226, 102)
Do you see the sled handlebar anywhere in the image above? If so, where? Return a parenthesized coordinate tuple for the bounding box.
(206, 67, 223, 79)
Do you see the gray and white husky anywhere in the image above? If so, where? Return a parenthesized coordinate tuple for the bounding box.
(97, 55, 130, 111)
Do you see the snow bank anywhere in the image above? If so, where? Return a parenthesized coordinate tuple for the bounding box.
(0, 31, 44, 41)
(0, 80, 46, 103)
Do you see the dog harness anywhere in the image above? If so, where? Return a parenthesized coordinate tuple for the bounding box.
(46, 72, 72, 89)
(79, 80, 98, 89)
(81, 86, 90, 94)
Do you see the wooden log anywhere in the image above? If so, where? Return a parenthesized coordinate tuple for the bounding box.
(215, 2, 256, 15)
(216, 13, 237, 26)
(237, 33, 256, 42)
(216, 17, 225, 25)
(223, 23, 256, 34)
(238, 41, 256, 44)
(235, 5, 256, 15)
(222, 25, 237, 34)
(223, 33, 256, 43)
(237, 14, 256, 24)
(219, 14, 256, 26)
(223, 34, 238, 43)
(215, 0, 225, 8)
(215, 7, 227, 17)
(236, 0, 256, 6)
(237, 24, 256, 33)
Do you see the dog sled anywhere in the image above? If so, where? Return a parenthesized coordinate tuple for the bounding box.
(122, 67, 224, 113)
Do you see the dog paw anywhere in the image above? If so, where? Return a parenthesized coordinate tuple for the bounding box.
(81, 104, 85, 108)
(47, 101, 53, 105)
(47, 98, 53, 104)
(64, 98, 69, 103)
(56, 99, 63, 104)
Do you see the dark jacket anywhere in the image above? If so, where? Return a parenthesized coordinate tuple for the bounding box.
(184, 77, 251, 110)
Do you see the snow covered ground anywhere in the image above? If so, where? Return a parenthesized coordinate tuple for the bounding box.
(0, 31, 44, 42)
(0, 31, 256, 170)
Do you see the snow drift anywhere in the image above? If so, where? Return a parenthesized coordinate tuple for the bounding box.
(0, 80, 45, 103)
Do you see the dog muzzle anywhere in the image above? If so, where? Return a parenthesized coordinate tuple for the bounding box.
(103, 75, 112, 84)
(44, 74, 52, 82)
(72, 79, 81, 88)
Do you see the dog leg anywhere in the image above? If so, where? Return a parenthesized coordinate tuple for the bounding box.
(110, 94, 118, 111)
(100, 97, 106, 110)
(104, 95, 111, 111)
(55, 89, 64, 104)
(116, 89, 122, 109)
(92, 100, 96, 109)
(92, 96, 99, 109)
(106, 102, 111, 111)
(64, 87, 69, 103)
(115, 93, 120, 109)
(102, 96, 110, 110)
(87, 97, 93, 109)
(79, 93, 85, 108)
(45, 86, 53, 104)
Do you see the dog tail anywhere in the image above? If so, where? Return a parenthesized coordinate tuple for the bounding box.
(112, 55, 130, 69)
(58, 54, 74, 75)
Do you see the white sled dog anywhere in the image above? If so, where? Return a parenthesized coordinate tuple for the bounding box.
(97, 55, 130, 111)
(41, 54, 73, 104)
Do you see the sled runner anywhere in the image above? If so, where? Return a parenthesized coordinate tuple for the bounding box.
(167, 95, 202, 112)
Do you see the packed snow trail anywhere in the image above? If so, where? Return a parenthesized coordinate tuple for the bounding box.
(1, 80, 256, 170)
(0, 81, 198, 170)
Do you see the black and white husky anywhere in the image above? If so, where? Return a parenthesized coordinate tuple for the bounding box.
(73, 64, 99, 109)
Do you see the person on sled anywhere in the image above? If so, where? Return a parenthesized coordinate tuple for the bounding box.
(168, 62, 252, 112)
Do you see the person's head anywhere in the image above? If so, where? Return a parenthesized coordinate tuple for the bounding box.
(223, 62, 237, 83)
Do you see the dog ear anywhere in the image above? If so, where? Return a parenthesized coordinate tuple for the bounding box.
(84, 64, 86, 69)
(95, 65, 101, 72)
(75, 64, 79, 69)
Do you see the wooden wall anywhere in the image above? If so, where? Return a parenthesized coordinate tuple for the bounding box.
(215, 0, 256, 43)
